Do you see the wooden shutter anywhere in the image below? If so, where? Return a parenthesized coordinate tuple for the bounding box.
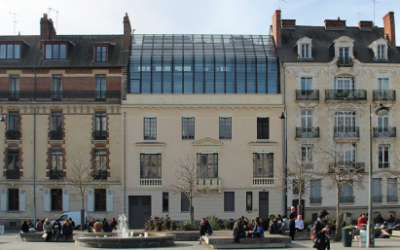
(106, 189, 113, 211)
(87, 189, 94, 212)
(19, 189, 26, 211)
(63, 189, 69, 211)
(43, 189, 50, 212)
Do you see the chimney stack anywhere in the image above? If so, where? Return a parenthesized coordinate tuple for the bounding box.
(324, 18, 346, 30)
(281, 19, 296, 29)
(271, 10, 281, 46)
(383, 12, 395, 47)
(40, 13, 56, 41)
(359, 21, 373, 30)
(123, 13, 132, 50)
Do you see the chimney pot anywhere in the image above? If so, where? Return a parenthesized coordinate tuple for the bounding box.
(123, 13, 132, 50)
(359, 21, 373, 30)
(383, 12, 396, 47)
(324, 19, 346, 30)
(281, 19, 296, 29)
(337, 17, 340, 20)
(271, 10, 282, 46)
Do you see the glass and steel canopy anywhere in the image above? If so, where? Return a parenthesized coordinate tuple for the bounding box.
(129, 34, 279, 94)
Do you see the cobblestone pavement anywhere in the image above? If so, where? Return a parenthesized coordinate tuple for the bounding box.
(1, 233, 400, 250)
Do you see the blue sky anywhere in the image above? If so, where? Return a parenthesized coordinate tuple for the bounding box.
(1, 0, 400, 44)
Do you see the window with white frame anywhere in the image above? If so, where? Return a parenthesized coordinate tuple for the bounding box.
(197, 153, 218, 178)
(334, 111, 357, 136)
(144, 117, 157, 140)
(378, 45, 385, 59)
(339, 182, 354, 203)
(301, 44, 310, 58)
(339, 47, 349, 59)
(301, 110, 313, 128)
(296, 37, 313, 59)
(253, 153, 274, 178)
(182, 117, 195, 140)
(140, 153, 162, 179)
(378, 78, 389, 91)
(377, 113, 389, 132)
(373, 178, 382, 202)
(379, 146, 389, 168)
(301, 145, 313, 167)
(301, 77, 312, 90)
(387, 179, 398, 202)
(336, 143, 356, 163)
(334, 77, 354, 90)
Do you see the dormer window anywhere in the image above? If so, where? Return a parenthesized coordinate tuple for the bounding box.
(378, 45, 385, 59)
(44, 42, 67, 60)
(0, 43, 21, 59)
(296, 37, 313, 60)
(95, 45, 108, 62)
(368, 38, 388, 61)
(339, 47, 349, 59)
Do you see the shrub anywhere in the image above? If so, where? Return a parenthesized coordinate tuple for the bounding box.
(330, 218, 337, 226)
(171, 221, 177, 230)
(144, 214, 170, 231)
(225, 221, 234, 230)
(178, 221, 199, 231)
(163, 220, 171, 230)
(208, 218, 220, 231)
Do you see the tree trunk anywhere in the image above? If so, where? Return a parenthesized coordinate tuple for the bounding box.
(334, 185, 341, 241)
(189, 197, 194, 223)
(81, 196, 85, 231)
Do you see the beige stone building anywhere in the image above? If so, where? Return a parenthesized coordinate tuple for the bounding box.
(272, 10, 400, 223)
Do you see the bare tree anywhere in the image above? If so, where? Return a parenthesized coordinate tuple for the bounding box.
(169, 156, 206, 223)
(315, 143, 365, 241)
(63, 152, 96, 230)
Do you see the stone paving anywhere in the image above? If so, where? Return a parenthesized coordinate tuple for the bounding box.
(1, 232, 400, 249)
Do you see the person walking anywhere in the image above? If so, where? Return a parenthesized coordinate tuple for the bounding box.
(53, 219, 62, 242)
(289, 206, 297, 241)
(312, 210, 330, 250)
(62, 219, 73, 241)
(43, 219, 53, 242)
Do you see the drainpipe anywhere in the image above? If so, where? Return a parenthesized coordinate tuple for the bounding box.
(123, 112, 126, 214)
(33, 67, 37, 220)
(282, 63, 287, 216)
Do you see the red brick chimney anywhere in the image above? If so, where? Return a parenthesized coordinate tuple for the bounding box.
(383, 12, 395, 47)
(324, 17, 346, 30)
(40, 13, 56, 41)
(359, 21, 373, 30)
(123, 13, 132, 50)
(271, 10, 281, 46)
(281, 19, 296, 29)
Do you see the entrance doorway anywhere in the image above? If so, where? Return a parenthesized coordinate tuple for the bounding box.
(128, 196, 151, 229)
(259, 192, 269, 218)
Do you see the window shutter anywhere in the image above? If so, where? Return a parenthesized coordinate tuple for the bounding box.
(43, 189, 50, 212)
(1, 189, 7, 211)
(87, 189, 94, 212)
(19, 189, 26, 211)
(106, 189, 113, 211)
(63, 189, 69, 211)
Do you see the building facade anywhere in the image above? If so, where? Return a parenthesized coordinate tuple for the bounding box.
(0, 14, 131, 228)
(272, 10, 400, 223)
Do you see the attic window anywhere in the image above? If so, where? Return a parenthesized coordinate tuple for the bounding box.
(378, 45, 385, 59)
(44, 42, 68, 60)
(296, 37, 313, 60)
(95, 45, 108, 62)
(368, 38, 388, 61)
(0, 43, 21, 59)
(301, 44, 310, 58)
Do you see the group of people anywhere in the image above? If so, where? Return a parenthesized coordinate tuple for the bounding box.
(19, 218, 75, 242)
(358, 212, 396, 229)
(87, 218, 118, 233)
(232, 216, 269, 243)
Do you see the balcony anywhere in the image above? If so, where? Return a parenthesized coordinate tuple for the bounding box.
(296, 90, 319, 101)
(387, 195, 398, 202)
(49, 169, 63, 179)
(48, 130, 63, 140)
(93, 170, 107, 180)
(92, 130, 107, 140)
(5, 130, 21, 140)
(310, 197, 322, 203)
(6, 169, 20, 179)
(197, 178, 222, 192)
(252, 177, 275, 187)
(334, 126, 359, 138)
(328, 162, 365, 173)
(296, 127, 319, 138)
(325, 89, 367, 101)
(337, 57, 354, 67)
(0, 90, 120, 103)
(139, 178, 162, 187)
(373, 127, 396, 138)
(339, 196, 355, 203)
(373, 195, 383, 202)
(373, 90, 396, 102)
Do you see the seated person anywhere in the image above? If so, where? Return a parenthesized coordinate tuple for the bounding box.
(358, 213, 368, 229)
(295, 215, 304, 231)
(247, 219, 265, 238)
(93, 220, 102, 233)
(233, 218, 246, 243)
(269, 218, 282, 234)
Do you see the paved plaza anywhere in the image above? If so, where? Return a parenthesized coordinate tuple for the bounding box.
(1, 232, 400, 250)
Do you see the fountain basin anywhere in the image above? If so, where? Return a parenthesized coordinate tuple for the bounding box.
(74, 233, 175, 248)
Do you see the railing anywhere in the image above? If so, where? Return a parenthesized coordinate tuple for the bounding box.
(379, 163, 390, 168)
(387, 195, 398, 202)
(93, 170, 107, 180)
(373, 127, 396, 138)
(49, 169, 63, 179)
(296, 90, 319, 101)
(6, 169, 20, 179)
(5, 130, 21, 140)
(0, 90, 121, 103)
(325, 89, 367, 101)
(197, 178, 222, 192)
(48, 130, 63, 140)
(296, 127, 319, 138)
(373, 195, 383, 202)
(252, 178, 275, 186)
(310, 197, 322, 203)
(139, 179, 162, 187)
(337, 57, 354, 67)
(334, 126, 359, 138)
(328, 162, 365, 173)
(92, 130, 107, 140)
(373, 90, 396, 101)
(339, 196, 355, 203)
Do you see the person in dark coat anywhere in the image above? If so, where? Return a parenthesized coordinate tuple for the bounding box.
(53, 219, 62, 241)
(312, 210, 330, 250)
(233, 218, 246, 243)
(69, 218, 76, 229)
(43, 219, 53, 242)
(387, 213, 396, 227)
(289, 206, 297, 241)
(62, 219, 73, 241)
(110, 217, 118, 230)
(102, 218, 112, 232)
(21, 221, 29, 233)
(374, 213, 384, 227)
(197, 218, 210, 245)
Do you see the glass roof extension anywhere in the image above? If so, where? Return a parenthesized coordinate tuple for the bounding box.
(129, 34, 279, 94)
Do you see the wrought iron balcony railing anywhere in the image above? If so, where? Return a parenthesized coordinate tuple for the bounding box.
(387, 195, 398, 202)
(92, 130, 107, 140)
(373, 195, 383, 202)
(339, 196, 355, 203)
(373, 127, 396, 138)
(337, 57, 354, 67)
(6, 168, 20, 179)
(334, 126, 359, 138)
(373, 90, 396, 102)
(0, 90, 120, 103)
(310, 197, 322, 203)
(328, 161, 365, 173)
(296, 90, 319, 101)
(5, 130, 21, 140)
(48, 130, 63, 140)
(93, 170, 107, 180)
(49, 169, 63, 179)
(325, 89, 367, 101)
(296, 127, 319, 138)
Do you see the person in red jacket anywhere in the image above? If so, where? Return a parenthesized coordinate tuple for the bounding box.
(358, 213, 368, 229)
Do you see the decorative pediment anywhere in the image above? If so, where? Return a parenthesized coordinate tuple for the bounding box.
(192, 137, 223, 146)
(135, 142, 165, 154)
(333, 36, 354, 44)
(296, 37, 312, 45)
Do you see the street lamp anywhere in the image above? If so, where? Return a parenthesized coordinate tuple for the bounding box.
(279, 110, 288, 216)
(368, 102, 388, 248)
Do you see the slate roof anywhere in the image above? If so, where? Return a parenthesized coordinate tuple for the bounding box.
(276, 26, 400, 63)
(0, 35, 129, 68)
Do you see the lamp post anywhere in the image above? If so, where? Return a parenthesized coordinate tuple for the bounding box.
(368, 103, 389, 248)
(279, 110, 288, 216)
